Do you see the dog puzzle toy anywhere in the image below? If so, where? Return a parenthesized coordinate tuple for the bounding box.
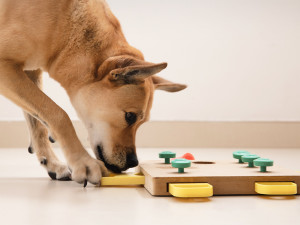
(254, 158, 273, 172)
(101, 172, 145, 186)
(233, 150, 250, 163)
(171, 158, 191, 173)
(169, 183, 213, 198)
(159, 151, 176, 164)
(241, 154, 260, 167)
(172, 153, 195, 160)
(255, 182, 297, 195)
(100, 150, 299, 198)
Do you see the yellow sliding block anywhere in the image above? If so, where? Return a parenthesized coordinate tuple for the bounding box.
(169, 183, 213, 198)
(255, 182, 297, 195)
(101, 173, 145, 186)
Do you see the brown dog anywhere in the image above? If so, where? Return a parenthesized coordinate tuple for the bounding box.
(0, 0, 186, 186)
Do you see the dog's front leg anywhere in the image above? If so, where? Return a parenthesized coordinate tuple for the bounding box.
(24, 69, 71, 181)
(0, 61, 108, 186)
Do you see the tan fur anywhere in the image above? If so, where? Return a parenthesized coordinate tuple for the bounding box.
(0, 0, 186, 185)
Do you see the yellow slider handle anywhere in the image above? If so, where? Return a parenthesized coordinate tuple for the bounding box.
(169, 183, 213, 198)
(255, 182, 297, 195)
(101, 173, 145, 186)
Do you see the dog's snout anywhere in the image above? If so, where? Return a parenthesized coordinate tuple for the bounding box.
(126, 153, 139, 168)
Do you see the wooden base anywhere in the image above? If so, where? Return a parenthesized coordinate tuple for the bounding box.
(139, 160, 300, 196)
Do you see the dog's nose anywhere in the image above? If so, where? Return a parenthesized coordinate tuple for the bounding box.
(126, 153, 139, 168)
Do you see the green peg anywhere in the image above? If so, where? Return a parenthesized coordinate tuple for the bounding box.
(254, 158, 273, 172)
(233, 150, 251, 163)
(241, 154, 260, 167)
(159, 151, 176, 164)
(171, 159, 191, 173)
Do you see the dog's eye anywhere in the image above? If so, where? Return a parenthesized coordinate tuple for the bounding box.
(125, 112, 137, 125)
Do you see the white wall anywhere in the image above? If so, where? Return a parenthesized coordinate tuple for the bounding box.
(0, 0, 299, 121)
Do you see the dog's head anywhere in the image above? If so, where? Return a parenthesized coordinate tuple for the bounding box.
(71, 55, 186, 173)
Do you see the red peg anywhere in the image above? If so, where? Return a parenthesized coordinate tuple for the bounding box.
(171, 153, 195, 161)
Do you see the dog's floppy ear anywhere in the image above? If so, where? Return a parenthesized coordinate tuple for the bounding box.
(152, 76, 187, 92)
(109, 62, 167, 83)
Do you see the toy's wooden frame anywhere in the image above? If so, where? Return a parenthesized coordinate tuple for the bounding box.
(139, 160, 300, 196)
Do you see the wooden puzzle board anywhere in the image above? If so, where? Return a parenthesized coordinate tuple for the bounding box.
(139, 160, 300, 196)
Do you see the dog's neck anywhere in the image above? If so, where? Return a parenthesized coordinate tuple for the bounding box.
(47, 0, 144, 96)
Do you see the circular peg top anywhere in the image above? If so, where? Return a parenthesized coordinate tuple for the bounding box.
(233, 150, 250, 163)
(242, 154, 260, 167)
(254, 158, 274, 172)
(159, 151, 176, 164)
(172, 159, 191, 173)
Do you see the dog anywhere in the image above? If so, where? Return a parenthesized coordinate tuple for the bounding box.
(0, 0, 186, 186)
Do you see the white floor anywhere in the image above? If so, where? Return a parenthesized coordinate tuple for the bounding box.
(0, 148, 299, 225)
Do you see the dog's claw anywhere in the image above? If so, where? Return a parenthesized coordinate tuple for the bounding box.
(49, 136, 55, 143)
(48, 171, 71, 181)
(28, 146, 33, 154)
(83, 179, 88, 188)
(40, 157, 47, 165)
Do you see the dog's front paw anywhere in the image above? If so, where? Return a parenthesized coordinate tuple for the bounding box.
(70, 154, 108, 187)
(40, 157, 72, 181)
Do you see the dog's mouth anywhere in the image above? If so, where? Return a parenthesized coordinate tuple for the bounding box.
(96, 145, 125, 173)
